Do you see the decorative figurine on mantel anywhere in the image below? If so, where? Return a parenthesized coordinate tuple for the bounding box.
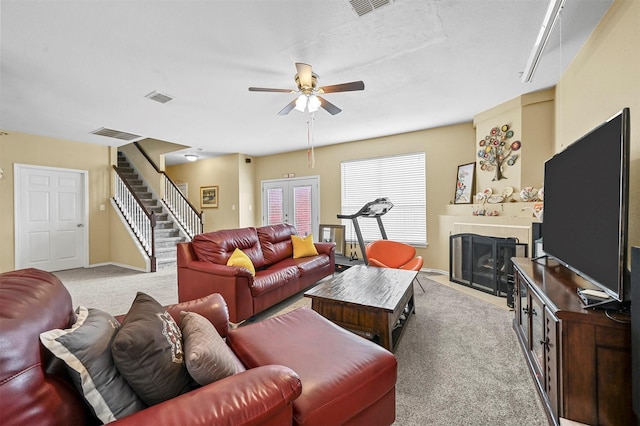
(478, 124, 521, 181)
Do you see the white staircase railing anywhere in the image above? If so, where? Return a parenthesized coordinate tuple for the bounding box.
(163, 175, 203, 239)
(113, 166, 157, 271)
(132, 142, 203, 239)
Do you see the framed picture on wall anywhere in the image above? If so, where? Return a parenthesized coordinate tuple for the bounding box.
(200, 185, 219, 208)
(454, 163, 475, 204)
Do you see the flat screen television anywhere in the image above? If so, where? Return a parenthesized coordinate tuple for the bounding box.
(543, 107, 631, 308)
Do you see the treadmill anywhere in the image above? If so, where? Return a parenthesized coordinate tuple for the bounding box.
(337, 197, 394, 266)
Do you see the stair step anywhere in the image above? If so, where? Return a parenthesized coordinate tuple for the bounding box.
(155, 229, 179, 237)
(118, 167, 134, 174)
(155, 221, 174, 229)
(135, 192, 152, 199)
(156, 237, 185, 249)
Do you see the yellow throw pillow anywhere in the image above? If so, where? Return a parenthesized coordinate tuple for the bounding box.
(291, 234, 319, 259)
(226, 248, 255, 276)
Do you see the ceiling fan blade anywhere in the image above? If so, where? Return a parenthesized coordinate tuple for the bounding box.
(249, 87, 293, 93)
(277, 99, 297, 115)
(319, 81, 365, 93)
(318, 96, 342, 115)
(295, 63, 313, 88)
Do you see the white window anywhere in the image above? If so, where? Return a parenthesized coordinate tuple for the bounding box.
(340, 153, 426, 247)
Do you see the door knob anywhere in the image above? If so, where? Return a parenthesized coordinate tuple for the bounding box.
(77, 224, 84, 227)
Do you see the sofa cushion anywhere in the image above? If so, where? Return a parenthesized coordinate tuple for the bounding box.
(192, 227, 266, 269)
(257, 224, 296, 265)
(39, 306, 146, 423)
(226, 248, 256, 276)
(291, 234, 319, 258)
(251, 265, 300, 297)
(180, 311, 237, 386)
(281, 254, 331, 275)
(111, 292, 192, 406)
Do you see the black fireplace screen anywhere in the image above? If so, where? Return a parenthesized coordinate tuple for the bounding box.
(449, 233, 528, 306)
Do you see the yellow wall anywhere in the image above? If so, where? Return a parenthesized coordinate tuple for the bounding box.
(0, 132, 113, 272)
(166, 153, 248, 231)
(473, 89, 555, 195)
(555, 0, 640, 250)
(253, 123, 477, 271)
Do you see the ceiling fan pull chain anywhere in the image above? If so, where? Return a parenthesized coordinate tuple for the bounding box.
(307, 113, 316, 168)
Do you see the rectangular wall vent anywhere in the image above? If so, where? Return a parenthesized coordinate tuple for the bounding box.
(91, 127, 142, 141)
(145, 91, 173, 103)
(349, 0, 390, 17)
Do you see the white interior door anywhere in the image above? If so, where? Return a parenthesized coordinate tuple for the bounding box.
(15, 164, 88, 271)
(262, 177, 319, 238)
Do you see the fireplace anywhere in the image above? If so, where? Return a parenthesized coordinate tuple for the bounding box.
(449, 233, 528, 307)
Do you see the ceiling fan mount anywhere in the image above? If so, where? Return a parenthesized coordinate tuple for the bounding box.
(249, 62, 364, 115)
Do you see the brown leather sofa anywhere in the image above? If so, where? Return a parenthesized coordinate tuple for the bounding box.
(177, 223, 335, 323)
(0, 268, 397, 425)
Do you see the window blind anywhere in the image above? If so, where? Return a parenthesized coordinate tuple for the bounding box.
(340, 152, 427, 247)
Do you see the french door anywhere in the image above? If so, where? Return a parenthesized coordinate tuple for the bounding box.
(14, 164, 88, 271)
(261, 177, 319, 238)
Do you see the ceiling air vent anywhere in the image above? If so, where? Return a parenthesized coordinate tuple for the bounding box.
(90, 127, 142, 141)
(145, 91, 173, 103)
(349, 0, 390, 17)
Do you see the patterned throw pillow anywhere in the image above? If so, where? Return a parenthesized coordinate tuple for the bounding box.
(40, 307, 146, 423)
(180, 311, 238, 386)
(291, 234, 319, 258)
(111, 292, 192, 406)
(226, 248, 256, 276)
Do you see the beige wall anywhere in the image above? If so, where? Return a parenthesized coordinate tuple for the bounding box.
(0, 132, 114, 272)
(166, 153, 249, 232)
(555, 0, 640, 250)
(253, 123, 477, 272)
(473, 88, 554, 195)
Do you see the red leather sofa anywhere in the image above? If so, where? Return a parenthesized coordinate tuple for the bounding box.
(1, 268, 397, 425)
(177, 223, 335, 323)
(0, 268, 301, 426)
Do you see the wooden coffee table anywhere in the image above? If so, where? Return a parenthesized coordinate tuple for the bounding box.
(304, 265, 417, 352)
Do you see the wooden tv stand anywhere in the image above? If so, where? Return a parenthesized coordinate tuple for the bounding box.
(511, 257, 634, 426)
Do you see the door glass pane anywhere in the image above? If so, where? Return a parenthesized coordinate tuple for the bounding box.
(293, 185, 312, 236)
(267, 187, 283, 225)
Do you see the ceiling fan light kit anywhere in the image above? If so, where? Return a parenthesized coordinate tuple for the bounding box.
(249, 62, 364, 116)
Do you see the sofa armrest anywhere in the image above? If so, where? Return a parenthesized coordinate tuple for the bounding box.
(112, 365, 302, 426)
(314, 242, 336, 257)
(178, 260, 255, 323)
(184, 260, 254, 278)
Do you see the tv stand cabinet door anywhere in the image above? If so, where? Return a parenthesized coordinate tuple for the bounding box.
(562, 320, 633, 425)
(544, 306, 559, 422)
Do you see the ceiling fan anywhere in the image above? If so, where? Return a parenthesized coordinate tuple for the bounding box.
(248, 63, 365, 116)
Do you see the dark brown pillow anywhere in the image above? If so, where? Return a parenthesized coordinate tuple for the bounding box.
(111, 292, 191, 406)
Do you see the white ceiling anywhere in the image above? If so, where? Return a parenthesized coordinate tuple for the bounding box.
(1, 0, 612, 165)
